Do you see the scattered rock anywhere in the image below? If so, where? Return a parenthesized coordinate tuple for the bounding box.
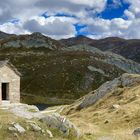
(40, 113, 80, 138)
(132, 128, 140, 137)
(13, 133, 18, 138)
(112, 104, 120, 109)
(87, 65, 105, 75)
(46, 129, 53, 138)
(104, 120, 109, 124)
(29, 123, 41, 132)
(13, 123, 25, 134)
(71, 73, 140, 110)
(9, 103, 44, 119)
(8, 126, 17, 132)
(41, 129, 45, 134)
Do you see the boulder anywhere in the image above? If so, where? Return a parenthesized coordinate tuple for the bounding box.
(112, 104, 120, 109)
(46, 129, 53, 138)
(9, 103, 44, 119)
(8, 123, 25, 134)
(8, 126, 17, 132)
(29, 123, 41, 131)
(13, 123, 25, 134)
(40, 113, 80, 138)
(132, 128, 140, 137)
(74, 73, 140, 110)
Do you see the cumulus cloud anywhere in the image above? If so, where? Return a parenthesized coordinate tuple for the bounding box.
(80, 17, 135, 39)
(0, 0, 140, 39)
(0, 0, 107, 39)
(23, 17, 76, 39)
(0, 22, 29, 35)
(0, 0, 107, 23)
(124, 0, 140, 18)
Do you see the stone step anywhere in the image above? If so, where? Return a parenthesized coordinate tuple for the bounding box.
(1, 100, 10, 106)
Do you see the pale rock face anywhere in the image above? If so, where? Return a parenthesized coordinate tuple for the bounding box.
(29, 123, 41, 131)
(132, 128, 140, 137)
(13, 123, 25, 134)
(62, 45, 140, 74)
(112, 104, 120, 109)
(40, 113, 80, 138)
(46, 129, 53, 138)
(71, 73, 140, 110)
(9, 103, 42, 119)
(8, 126, 17, 132)
(87, 65, 105, 75)
(4, 103, 80, 138)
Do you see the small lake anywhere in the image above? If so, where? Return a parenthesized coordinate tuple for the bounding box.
(34, 104, 59, 111)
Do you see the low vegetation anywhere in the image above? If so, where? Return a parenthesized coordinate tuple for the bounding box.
(0, 47, 124, 105)
(62, 74, 140, 139)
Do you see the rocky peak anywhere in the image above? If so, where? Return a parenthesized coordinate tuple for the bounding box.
(31, 32, 44, 38)
(0, 31, 13, 39)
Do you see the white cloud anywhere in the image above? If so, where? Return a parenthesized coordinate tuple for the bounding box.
(124, 0, 140, 18)
(0, 0, 107, 23)
(0, 22, 29, 35)
(124, 10, 135, 19)
(1, 0, 140, 39)
(80, 17, 135, 39)
(23, 17, 76, 39)
(0, 0, 108, 39)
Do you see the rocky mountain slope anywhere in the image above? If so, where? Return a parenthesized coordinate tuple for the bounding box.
(0, 31, 140, 105)
(0, 47, 125, 105)
(60, 35, 96, 47)
(62, 73, 140, 139)
(0, 103, 80, 140)
(61, 45, 140, 74)
(0, 31, 14, 39)
(0, 32, 63, 50)
(60, 36, 140, 63)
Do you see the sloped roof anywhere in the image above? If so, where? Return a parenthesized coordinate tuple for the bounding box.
(0, 60, 21, 76)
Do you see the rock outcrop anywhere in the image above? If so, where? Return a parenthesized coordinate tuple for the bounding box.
(61, 45, 140, 74)
(40, 113, 80, 138)
(1, 103, 80, 138)
(60, 36, 140, 63)
(66, 73, 140, 110)
(132, 128, 140, 138)
(8, 122, 25, 134)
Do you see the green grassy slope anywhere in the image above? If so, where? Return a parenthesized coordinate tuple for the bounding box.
(0, 47, 124, 105)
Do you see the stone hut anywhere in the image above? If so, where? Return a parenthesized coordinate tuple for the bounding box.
(0, 60, 20, 105)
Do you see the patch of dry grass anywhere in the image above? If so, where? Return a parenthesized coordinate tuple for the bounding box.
(63, 81, 140, 139)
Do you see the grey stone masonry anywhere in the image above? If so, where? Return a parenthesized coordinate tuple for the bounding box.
(0, 61, 20, 105)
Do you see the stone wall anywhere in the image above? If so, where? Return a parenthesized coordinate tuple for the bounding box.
(0, 65, 20, 104)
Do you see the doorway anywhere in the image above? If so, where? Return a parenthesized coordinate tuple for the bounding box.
(2, 83, 9, 100)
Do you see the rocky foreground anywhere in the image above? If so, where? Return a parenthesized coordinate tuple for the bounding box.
(61, 73, 140, 139)
(1, 73, 140, 140)
(0, 103, 80, 140)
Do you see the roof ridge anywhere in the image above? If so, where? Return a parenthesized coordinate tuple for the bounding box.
(0, 60, 21, 76)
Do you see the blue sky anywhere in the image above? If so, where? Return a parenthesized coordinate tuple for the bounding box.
(0, 0, 140, 39)
(99, 0, 130, 19)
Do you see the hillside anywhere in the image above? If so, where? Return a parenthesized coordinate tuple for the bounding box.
(0, 31, 140, 105)
(0, 31, 14, 39)
(0, 103, 80, 140)
(0, 47, 125, 105)
(0, 32, 63, 50)
(62, 73, 140, 139)
(60, 36, 140, 63)
(60, 35, 96, 47)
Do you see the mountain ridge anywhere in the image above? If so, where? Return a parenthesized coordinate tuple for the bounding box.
(60, 36, 140, 63)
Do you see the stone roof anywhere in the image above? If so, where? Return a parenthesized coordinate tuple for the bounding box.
(0, 60, 21, 76)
